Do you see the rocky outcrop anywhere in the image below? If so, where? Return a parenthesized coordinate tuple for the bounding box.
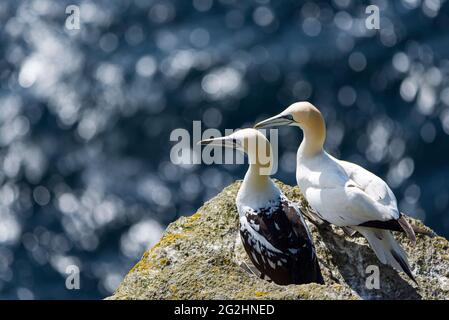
(108, 181, 449, 300)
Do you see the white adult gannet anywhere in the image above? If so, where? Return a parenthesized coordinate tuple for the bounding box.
(255, 102, 417, 283)
(199, 128, 324, 285)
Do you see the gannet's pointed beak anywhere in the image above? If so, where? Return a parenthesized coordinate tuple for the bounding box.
(254, 114, 294, 129)
(197, 136, 237, 148)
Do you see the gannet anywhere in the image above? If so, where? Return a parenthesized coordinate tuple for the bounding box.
(255, 102, 417, 283)
(199, 128, 324, 285)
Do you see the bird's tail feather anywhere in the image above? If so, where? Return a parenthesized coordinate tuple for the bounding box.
(398, 214, 416, 246)
(354, 226, 417, 284)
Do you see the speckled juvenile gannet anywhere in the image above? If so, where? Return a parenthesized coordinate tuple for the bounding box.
(199, 128, 324, 285)
(255, 102, 417, 283)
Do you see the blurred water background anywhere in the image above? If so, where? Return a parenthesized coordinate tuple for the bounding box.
(0, 0, 448, 299)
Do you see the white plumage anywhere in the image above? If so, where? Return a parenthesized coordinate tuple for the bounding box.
(296, 152, 399, 227)
(255, 101, 417, 283)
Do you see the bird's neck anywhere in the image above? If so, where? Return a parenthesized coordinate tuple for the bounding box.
(238, 163, 279, 209)
(299, 113, 326, 158)
(241, 144, 274, 191)
(243, 163, 271, 192)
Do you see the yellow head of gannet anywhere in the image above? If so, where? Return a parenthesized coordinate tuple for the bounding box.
(254, 101, 326, 156)
(199, 128, 274, 176)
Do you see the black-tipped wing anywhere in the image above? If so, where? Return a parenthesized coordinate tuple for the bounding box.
(358, 213, 419, 243)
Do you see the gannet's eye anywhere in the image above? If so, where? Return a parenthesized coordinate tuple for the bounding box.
(284, 114, 294, 121)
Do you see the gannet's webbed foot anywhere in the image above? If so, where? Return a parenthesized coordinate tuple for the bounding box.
(401, 212, 436, 238)
(398, 214, 416, 246)
(239, 260, 261, 278)
(341, 226, 358, 237)
(260, 274, 272, 282)
(303, 208, 329, 228)
(239, 262, 273, 282)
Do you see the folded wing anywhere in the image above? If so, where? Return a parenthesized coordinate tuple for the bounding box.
(338, 159, 399, 216)
(304, 159, 400, 226)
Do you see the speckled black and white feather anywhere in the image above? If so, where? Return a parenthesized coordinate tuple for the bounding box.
(237, 191, 324, 285)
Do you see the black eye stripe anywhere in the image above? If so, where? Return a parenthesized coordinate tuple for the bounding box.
(284, 114, 294, 121)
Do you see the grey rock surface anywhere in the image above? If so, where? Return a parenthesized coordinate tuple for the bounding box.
(108, 181, 449, 300)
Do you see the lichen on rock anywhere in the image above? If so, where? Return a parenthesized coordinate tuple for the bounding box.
(108, 180, 449, 300)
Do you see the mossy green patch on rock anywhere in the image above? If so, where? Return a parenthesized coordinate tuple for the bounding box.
(108, 180, 449, 300)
